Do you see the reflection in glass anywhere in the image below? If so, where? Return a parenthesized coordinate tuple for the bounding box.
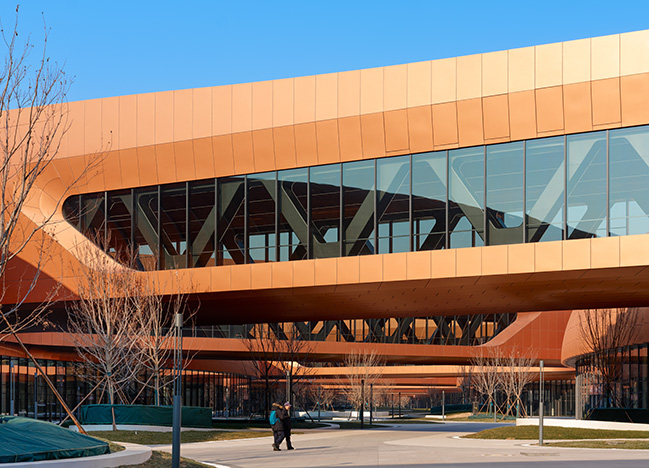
(449, 147, 484, 248)
(310, 164, 340, 258)
(343, 160, 375, 256)
(217, 176, 245, 265)
(526, 136, 564, 242)
(377, 155, 410, 254)
(567, 131, 606, 239)
(278, 168, 308, 261)
(106, 190, 132, 258)
(80, 193, 105, 243)
(189, 180, 216, 267)
(610, 127, 649, 236)
(134, 187, 159, 270)
(247, 172, 276, 263)
(412, 151, 446, 250)
(486, 141, 524, 245)
(161, 183, 187, 269)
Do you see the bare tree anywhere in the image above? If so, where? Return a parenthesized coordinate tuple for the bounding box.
(471, 348, 502, 418)
(341, 349, 384, 417)
(131, 272, 192, 406)
(66, 241, 144, 430)
(0, 6, 100, 433)
(241, 322, 313, 418)
(500, 346, 536, 418)
(457, 365, 474, 405)
(579, 307, 640, 408)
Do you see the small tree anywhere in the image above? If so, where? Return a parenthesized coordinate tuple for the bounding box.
(579, 307, 640, 408)
(500, 347, 535, 418)
(342, 350, 384, 417)
(471, 348, 502, 417)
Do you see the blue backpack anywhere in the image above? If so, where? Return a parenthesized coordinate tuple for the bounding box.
(269, 410, 277, 425)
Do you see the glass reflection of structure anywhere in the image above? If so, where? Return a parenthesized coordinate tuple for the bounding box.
(63, 126, 649, 270)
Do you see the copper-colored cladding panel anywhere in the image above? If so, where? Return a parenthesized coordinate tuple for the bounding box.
(407, 106, 434, 153)
(212, 85, 233, 136)
(293, 122, 319, 167)
(294, 75, 316, 124)
(621, 74, 649, 126)
(272, 79, 294, 128)
(315, 120, 340, 165)
(119, 148, 140, 188)
(592, 34, 620, 81)
(293, 260, 315, 288)
(174, 140, 196, 181)
(483, 94, 510, 140)
(620, 235, 649, 267)
(315, 73, 338, 121)
(360, 113, 386, 159)
(563, 82, 593, 134)
(534, 242, 563, 272)
(535, 42, 562, 89)
(563, 38, 591, 85)
(252, 80, 273, 130)
(508, 90, 537, 141)
(431, 102, 459, 147)
(384, 109, 409, 152)
(271, 262, 293, 288)
(83, 99, 102, 156)
(273, 126, 297, 170)
(457, 54, 482, 101)
(592, 77, 622, 126)
(211, 134, 235, 176)
(154, 91, 174, 146)
(535, 86, 564, 133)
(231, 83, 252, 133)
(590, 236, 620, 269)
(192, 137, 215, 180)
(482, 50, 508, 97)
(456, 98, 484, 147)
(359, 254, 382, 283)
(383, 252, 407, 282)
(231, 131, 255, 174)
(251, 262, 272, 290)
(155, 142, 176, 186)
(173, 89, 193, 141)
(192, 88, 212, 140)
(508, 243, 535, 274)
(338, 116, 363, 162)
(407, 61, 432, 107)
(252, 128, 275, 173)
(136, 93, 155, 147)
(481, 245, 508, 276)
(338, 69, 361, 118)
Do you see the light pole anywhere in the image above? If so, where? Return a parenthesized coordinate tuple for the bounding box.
(360, 379, 364, 429)
(172, 313, 183, 468)
(370, 384, 373, 426)
(442, 390, 445, 420)
(539, 360, 544, 446)
(9, 360, 14, 416)
(34, 370, 38, 420)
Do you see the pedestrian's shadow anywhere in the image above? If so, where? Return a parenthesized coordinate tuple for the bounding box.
(282, 446, 329, 451)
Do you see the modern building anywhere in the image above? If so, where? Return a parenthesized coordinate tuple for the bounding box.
(3, 29, 649, 419)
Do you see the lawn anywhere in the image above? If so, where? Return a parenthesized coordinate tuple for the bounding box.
(117, 450, 213, 467)
(89, 430, 270, 445)
(211, 420, 325, 430)
(548, 440, 649, 450)
(464, 425, 649, 440)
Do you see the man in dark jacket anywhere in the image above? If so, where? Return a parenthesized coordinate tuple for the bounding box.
(270, 402, 285, 451)
(281, 401, 294, 450)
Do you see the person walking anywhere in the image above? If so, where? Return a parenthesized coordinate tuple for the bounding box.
(281, 401, 294, 450)
(270, 402, 285, 451)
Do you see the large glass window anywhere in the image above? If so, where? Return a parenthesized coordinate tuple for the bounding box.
(526, 136, 565, 242)
(377, 155, 410, 254)
(343, 160, 375, 256)
(310, 164, 340, 259)
(449, 147, 484, 248)
(134, 187, 159, 270)
(79, 193, 105, 243)
(609, 126, 649, 236)
(217, 176, 246, 265)
(247, 172, 276, 263)
(188, 180, 216, 268)
(567, 131, 607, 239)
(412, 151, 446, 251)
(161, 183, 187, 269)
(278, 168, 308, 261)
(486, 141, 524, 245)
(106, 190, 132, 258)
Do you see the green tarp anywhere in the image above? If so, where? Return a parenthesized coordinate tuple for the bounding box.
(0, 416, 109, 464)
(79, 404, 212, 428)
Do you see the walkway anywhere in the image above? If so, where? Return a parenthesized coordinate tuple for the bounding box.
(153, 421, 649, 467)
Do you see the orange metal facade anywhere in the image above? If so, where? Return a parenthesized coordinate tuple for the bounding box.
(7, 29, 649, 387)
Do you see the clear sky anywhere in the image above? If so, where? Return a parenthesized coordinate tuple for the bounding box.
(1, 1, 648, 102)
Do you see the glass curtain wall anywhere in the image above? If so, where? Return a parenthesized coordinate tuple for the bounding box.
(64, 125, 649, 270)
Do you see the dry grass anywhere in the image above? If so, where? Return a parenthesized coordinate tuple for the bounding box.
(465, 425, 649, 440)
(90, 430, 270, 445)
(117, 450, 213, 467)
(547, 440, 649, 450)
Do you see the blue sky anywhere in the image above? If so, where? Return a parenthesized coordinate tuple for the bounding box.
(1, 1, 648, 102)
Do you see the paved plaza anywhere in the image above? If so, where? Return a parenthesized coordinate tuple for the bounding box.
(154, 422, 649, 467)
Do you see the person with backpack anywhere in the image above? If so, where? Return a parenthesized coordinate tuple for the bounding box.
(270, 402, 285, 451)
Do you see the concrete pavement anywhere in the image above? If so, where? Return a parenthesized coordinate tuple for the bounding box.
(154, 421, 649, 467)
